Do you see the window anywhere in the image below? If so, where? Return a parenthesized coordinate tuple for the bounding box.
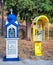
(9, 28, 15, 38)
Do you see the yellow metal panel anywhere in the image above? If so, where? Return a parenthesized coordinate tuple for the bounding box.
(34, 42, 42, 56)
(34, 15, 49, 24)
(33, 26, 37, 41)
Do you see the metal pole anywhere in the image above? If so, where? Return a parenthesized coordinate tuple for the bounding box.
(1, 0, 4, 36)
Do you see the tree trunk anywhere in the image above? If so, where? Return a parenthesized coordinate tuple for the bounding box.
(26, 17, 32, 41)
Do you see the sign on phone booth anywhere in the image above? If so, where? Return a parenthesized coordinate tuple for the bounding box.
(3, 10, 20, 61)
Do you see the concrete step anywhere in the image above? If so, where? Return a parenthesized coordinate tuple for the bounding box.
(0, 59, 53, 65)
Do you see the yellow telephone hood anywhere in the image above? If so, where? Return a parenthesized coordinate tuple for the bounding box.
(33, 15, 49, 24)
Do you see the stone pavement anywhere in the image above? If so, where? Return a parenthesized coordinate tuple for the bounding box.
(0, 58, 53, 65)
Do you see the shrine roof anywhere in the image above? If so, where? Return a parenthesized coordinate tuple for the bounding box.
(4, 13, 20, 28)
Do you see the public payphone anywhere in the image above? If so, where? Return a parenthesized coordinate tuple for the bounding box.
(32, 15, 49, 56)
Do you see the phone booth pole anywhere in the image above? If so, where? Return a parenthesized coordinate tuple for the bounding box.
(3, 10, 20, 61)
(32, 15, 49, 56)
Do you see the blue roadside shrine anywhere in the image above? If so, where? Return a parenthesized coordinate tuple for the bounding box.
(3, 12, 20, 61)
